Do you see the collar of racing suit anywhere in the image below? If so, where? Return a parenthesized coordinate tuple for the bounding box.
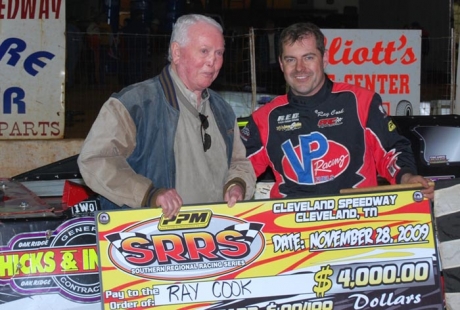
(288, 75, 333, 109)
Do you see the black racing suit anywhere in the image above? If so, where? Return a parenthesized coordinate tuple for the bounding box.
(241, 77, 417, 198)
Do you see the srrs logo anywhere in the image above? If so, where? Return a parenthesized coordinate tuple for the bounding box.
(105, 215, 265, 281)
(158, 210, 212, 230)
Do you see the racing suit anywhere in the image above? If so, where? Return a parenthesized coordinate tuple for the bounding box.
(241, 77, 417, 198)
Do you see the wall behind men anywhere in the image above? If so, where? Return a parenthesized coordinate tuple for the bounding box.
(0, 140, 83, 178)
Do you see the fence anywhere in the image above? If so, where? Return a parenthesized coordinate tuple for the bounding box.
(64, 28, 456, 139)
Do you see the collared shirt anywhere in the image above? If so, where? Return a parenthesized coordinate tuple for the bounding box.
(169, 67, 230, 204)
(171, 68, 210, 112)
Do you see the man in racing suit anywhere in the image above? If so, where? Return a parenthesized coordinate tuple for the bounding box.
(241, 22, 434, 200)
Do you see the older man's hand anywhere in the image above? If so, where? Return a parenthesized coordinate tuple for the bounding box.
(156, 189, 183, 219)
(224, 184, 244, 207)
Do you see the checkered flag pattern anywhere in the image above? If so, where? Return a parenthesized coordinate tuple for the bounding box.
(225, 222, 264, 245)
(434, 182, 460, 309)
(106, 232, 151, 256)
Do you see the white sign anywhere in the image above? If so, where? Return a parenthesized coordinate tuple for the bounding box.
(0, 0, 65, 139)
(323, 29, 421, 116)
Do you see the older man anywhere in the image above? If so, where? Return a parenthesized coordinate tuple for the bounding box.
(78, 14, 256, 218)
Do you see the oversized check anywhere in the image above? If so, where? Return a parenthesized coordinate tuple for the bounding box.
(95, 189, 443, 310)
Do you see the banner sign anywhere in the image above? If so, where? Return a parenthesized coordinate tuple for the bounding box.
(322, 29, 421, 116)
(96, 189, 443, 310)
(0, 216, 100, 309)
(0, 0, 65, 139)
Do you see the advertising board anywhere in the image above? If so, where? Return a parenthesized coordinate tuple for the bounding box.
(323, 29, 421, 116)
(0, 216, 99, 309)
(0, 0, 65, 139)
(95, 188, 442, 310)
(0, 185, 444, 309)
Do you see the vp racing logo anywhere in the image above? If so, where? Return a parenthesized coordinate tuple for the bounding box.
(0, 217, 99, 303)
(282, 131, 350, 184)
(103, 210, 265, 281)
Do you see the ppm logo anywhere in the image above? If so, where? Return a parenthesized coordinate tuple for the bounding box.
(158, 210, 212, 231)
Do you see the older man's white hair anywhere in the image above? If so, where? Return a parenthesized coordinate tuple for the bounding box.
(168, 14, 223, 62)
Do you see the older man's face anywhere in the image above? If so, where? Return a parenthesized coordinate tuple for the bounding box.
(172, 22, 225, 93)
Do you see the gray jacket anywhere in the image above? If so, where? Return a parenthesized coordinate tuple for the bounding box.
(78, 66, 255, 209)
